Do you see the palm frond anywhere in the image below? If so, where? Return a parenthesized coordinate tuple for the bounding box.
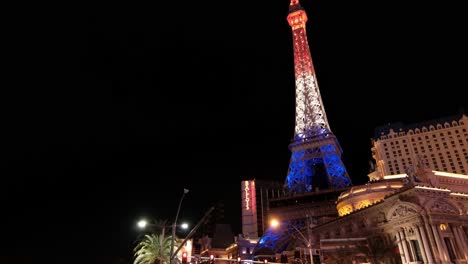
(133, 232, 179, 264)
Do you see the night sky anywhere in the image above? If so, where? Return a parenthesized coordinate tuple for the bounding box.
(3, 1, 467, 263)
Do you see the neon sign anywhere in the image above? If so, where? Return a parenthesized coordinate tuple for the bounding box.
(245, 181, 250, 210)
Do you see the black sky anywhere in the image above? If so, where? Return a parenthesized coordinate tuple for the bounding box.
(2, 1, 467, 263)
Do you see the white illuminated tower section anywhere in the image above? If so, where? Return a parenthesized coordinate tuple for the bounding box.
(288, 0, 328, 138)
(285, 0, 352, 193)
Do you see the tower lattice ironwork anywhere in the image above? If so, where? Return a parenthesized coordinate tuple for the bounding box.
(252, 1, 354, 257)
(285, 0, 352, 193)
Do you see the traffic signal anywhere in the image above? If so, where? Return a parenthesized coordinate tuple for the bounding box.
(209, 254, 215, 264)
(182, 252, 188, 264)
(237, 257, 241, 264)
(264, 259, 268, 264)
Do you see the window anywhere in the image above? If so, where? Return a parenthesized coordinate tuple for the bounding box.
(444, 237, 457, 262)
(410, 240, 423, 262)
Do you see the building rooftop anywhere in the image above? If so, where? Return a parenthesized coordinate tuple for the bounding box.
(373, 113, 465, 138)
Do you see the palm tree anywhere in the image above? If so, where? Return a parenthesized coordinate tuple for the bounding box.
(133, 233, 174, 264)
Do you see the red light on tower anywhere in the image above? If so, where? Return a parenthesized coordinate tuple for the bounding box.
(182, 252, 188, 264)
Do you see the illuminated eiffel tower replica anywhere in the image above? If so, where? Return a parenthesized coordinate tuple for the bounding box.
(252, 0, 353, 257)
(285, 2, 353, 193)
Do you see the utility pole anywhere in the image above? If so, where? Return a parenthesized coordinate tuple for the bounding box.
(170, 189, 189, 264)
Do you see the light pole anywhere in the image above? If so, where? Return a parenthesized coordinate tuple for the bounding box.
(136, 219, 189, 235)
(270, 218, 314, 264)
(170, 188, 189, 264)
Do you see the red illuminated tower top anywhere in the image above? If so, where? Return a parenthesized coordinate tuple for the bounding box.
(287, 0, 330, 141)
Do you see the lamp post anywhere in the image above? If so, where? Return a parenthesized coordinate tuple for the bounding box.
(170, 188, 189, 264)
(270, 218, 314, 264)
(136, 219, 189, 235)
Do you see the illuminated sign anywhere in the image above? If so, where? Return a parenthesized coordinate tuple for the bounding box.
(241, 180, 258, 238)
(245, 181, 250, 210)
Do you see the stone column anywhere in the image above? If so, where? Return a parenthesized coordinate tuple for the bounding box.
(454, 226, 468, 261)
(424, 222, 440, 263)
(458, 226, 468, 245)
(452, 226, 464, 260)
(396, 232, 407, 264)
(460, 226, 467, 240)
(418, 225, 434, 264)
(431, 224, 448, 263)
(399, 230, 412, 263)
(414, 225, 429, 264)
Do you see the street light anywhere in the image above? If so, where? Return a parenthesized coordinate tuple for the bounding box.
(137, 219, 148, 229)
(270, 218, 314, 264)
(136, 219, 189, 234)
(170, 188, 189, 264)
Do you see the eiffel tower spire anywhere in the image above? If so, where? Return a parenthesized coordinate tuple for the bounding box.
(285, 0, 352, 193)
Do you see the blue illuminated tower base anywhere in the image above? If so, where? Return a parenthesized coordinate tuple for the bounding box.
(285, 128, 352, 194)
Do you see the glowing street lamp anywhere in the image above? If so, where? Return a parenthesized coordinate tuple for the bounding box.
(270, 219, 280, 228)
(137, 219, 148, 229)
(270, 218, 313, 264)
(136, 219, 170, 234)
(136, 219, 189, 238)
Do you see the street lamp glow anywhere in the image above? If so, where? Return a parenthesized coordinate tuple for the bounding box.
(137, 219, 147, 229)
(270, 219, 280, 228)
(181, 223, 189, 230)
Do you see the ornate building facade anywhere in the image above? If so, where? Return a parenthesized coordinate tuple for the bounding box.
(316, 165, 468, 264)
(249, 164, 468, 264)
